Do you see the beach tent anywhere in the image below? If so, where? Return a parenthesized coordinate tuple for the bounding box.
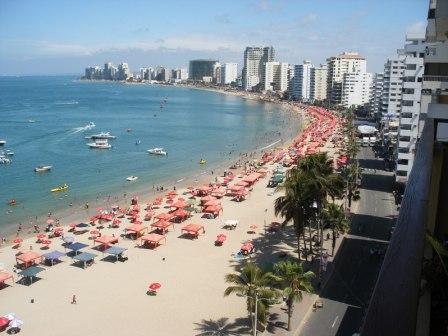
(171, 200, 187, 209)
(104, 246, 127, 261)
(241, 242, 254, 254)
(18, 266, 45, 285)
(66, 242, 89, 255)
(94, 235, 118, 249)
(141, 234, 166, 249)
(151, 220, 174, 234)
(125, 224, 147, 239)
(155, 212, 174, 221)
(181, 224, 205, 239)
(42, 251, 66, 266)
(0, 272, 13, 287)
(15, 251, 42, 268)
(73, 252, 98, 269)
(170, 208, 190, 221)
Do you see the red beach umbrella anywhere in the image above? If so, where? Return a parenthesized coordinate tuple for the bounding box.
(42, 239, 52, 246)
(250, 225, 258, 230)
(90, 230, 99, 235)
(149, 283, 161, 291)
(13, 238, 23, 245)
(37, 233, 47, 240)
(46, 219, 55, 225)
(69, 223, 77, 228)
(113, 219, 122, 225)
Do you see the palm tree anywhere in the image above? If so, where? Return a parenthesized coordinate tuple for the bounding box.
(274, 168, 315, 259)
(323, 202, 349, 255)
(224, 263, 281, 328)
(297, 153, 345, 254)
(273, 260, 315, 331)
(344, 162, 362, 209)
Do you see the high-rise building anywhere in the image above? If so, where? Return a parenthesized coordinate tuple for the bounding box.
(292, 61, 313, 101)
(395, 36, 426, 183)
(263, 62, 288, 92)
(380, 56, 405, 120)
(84, 66, 102, 80)
(214, 63, 222, 84)
(188, 59, 219, 81)
(310, 64, 328, 101)
(341, 72, 373, 107)
(221, 63, 238, 85)
(371, 73, 384, 118)
(327, 52, 367, 105)
(243, 46, 275, 91)
(117, 63, 131, 81)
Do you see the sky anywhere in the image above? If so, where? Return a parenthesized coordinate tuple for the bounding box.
(0, 0, 428, 76)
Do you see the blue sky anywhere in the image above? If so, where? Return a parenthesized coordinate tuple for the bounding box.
(0, 0, 428, 75)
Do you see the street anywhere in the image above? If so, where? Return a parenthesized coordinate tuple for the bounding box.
(298, 147, 397, 336)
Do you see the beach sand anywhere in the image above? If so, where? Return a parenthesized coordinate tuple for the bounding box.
(0, 163, 297, 336)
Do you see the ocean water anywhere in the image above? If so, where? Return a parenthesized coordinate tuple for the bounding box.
(0, 76, 299, 234)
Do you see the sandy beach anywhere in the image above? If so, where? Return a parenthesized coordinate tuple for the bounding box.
(0, 103, 341, 336)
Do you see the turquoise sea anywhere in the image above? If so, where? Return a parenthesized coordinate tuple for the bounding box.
(0, 76, 299, 235)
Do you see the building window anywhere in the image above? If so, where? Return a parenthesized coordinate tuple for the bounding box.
(403, 88, 415, 94)
(428, 8, 435, 19)
(397, 159, 409, 165)
(400, 124, 412, 130)
(402, 100, 414, 107)
(396, 170, 408, 176)
(406, 64, 417, 70)
(398, 147, 409, 153)
(399, 136, 411, 142)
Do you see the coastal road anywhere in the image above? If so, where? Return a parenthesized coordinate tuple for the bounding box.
(298, 147, 397, 336)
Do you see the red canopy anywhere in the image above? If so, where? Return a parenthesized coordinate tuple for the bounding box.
(170, 208, 190, 219)
(16, 251, 42, 267)
(94, 235, 118, 248)
(171, 200, 187, 209)
(0, 271, 13, 284)
(141, 234, 166, 248)
(125, 224, 147, 239)
(155, 212, 174, 221)
(241, 242, 254, 252)
(149, 282, 161, 290)
(150, 220, 174, 233)
(200, 195, 216, 203)
(204, 204, 222, 214)
(181, 224, 205, 238)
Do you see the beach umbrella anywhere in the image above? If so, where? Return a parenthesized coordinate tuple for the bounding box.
(46, 219, 55, 225)
(12, 238, 23, 245)
(0, 317, 9, 328)
(54, 227, 63, 232)
(63, 236, 74, 243)
(148, 283, 161, 291)
(90, 230, 99, 235)
(250, 225, 258, 230)
(69, 223, 77, 229)
(41, 239, 51, 246)
(36, 233, 46, 240)
(217, 233, 227, 240)
(9, 318, 23, 329)
(167, 191, 177, 196)
(203, 200, 219, 207)
(113, 219, 122, 225)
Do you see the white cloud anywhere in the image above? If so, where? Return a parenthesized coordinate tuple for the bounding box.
(406, 21, 426, 37)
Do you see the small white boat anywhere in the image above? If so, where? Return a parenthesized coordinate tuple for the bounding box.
(85, 132, 117, 140)
(28, 119, 36, 123)
(0, 155, 11, 164)
(35, 165, 52, 172)
(0, 140, 6, 146)
(147, 147, 167, 156)
(4, 150, 14, 156)
(87, 139, 111, 149)
(126, 176, 138, 181)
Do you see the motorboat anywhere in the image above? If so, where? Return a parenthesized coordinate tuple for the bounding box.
(8, 199, 17, 206)
(87, 139, 112, 149)
(199, 159, 206, 165)
(4, 150, 14, 156)
(0, 140, 6, 146)
(85, 132, 116, 140)
(51, 184, 68, 192)
(147, 148, 167, 156)
(35, 165, 52, 172)
(85, 122, 96, 130)
(126, 176, 138, 181)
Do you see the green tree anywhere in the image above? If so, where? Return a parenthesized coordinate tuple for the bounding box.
(323, 202, 349, 255)
(224, 263, 281, 328)
(275, 168, 315, 259)
(273, 260, 315, 331)
(343, 162, 362, 209)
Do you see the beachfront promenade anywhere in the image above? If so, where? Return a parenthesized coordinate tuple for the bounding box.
(0, 106, 344, 335)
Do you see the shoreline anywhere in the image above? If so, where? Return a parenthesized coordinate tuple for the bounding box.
(0, 87, 306, 243)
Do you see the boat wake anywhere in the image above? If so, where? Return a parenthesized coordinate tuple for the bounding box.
(55, 100, 79, 105)
(70, 122, 96, 134)
(258, 139, 281, 151)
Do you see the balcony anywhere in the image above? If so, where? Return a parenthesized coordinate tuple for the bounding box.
(362, 104, 448, 335)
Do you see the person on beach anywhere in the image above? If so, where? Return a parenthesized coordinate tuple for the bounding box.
(71, 295, 77, 304)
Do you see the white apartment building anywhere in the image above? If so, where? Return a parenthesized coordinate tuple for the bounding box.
(380, 56, 405, 120)
(395, 36, 426, 183)
(117, 63, 131, 80)
(291, 61, 313, 101)
(221, 63, 238, 84)
(310, 64, 328, 101)
(371, 73, 384, 117)
(341, 72, 373, 108)
(263, 62, 288, 92)
(327, 52, 367, 105)
(243, 46, 275, 91)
